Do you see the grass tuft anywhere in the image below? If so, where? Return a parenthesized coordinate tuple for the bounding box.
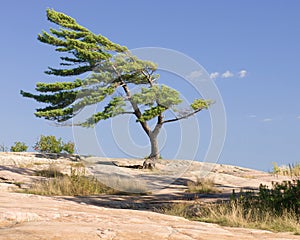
(272, 162, 300, 177)
(24, 164, 149, 196)
(186, 177, 218, 194)
(25, 165, 114, 196)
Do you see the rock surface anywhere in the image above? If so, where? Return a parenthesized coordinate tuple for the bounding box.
(0, 152, 299, 240)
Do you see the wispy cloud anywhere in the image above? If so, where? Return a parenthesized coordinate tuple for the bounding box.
(210, 69, 247, 80)
(238, 70, 247, 78)
(221, 70, 234, 78)
(297, 116, 300, 120)
(210, 72, 219, 79)
(262, 118, 273, 122)
(248, 114, 257, 118)
(186, 70, 203, 80)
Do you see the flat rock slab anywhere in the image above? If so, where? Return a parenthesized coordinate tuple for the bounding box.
(0, 192, 299, 240)
(0, 152, 299, 239)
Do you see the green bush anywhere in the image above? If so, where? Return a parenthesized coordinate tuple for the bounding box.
(34, 135, 63, 153)
(34, 135, 75, 154)
(10, 142, 28, 152)
(232, 180, 300, 219)
(62, 141, 75, 154)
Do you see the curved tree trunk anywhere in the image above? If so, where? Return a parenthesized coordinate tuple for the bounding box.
(143, 133, 160, 169)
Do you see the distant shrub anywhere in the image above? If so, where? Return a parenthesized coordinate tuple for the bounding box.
(34, 135, 75, 154)
(10, 142, 28, 152)
(34, 135, 62, 154)
(0, 143, 8, 152)
(62, 141, 75, 154)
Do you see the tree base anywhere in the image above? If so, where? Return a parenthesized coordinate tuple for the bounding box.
(142, 158, 157, 170)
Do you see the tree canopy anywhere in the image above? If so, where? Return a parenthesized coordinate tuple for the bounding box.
(21, 9, 212, 162)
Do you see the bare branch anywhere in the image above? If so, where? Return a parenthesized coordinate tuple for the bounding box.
(153, 114, 163, 136)
(111, 63, 151, 136)
(162, 108, 203, 124)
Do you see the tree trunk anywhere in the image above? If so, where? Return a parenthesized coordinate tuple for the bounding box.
(143, 133, 159, 169)
(149, 134, 159, 159)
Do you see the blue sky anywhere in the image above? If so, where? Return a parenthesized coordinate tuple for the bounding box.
(1, 0, 300, 171)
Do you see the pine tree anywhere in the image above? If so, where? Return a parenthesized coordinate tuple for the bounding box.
(21, 9, 212, 168)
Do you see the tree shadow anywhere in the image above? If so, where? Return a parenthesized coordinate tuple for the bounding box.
(0, 165, 35, 175)
(58, 178, 246, 212)
(34, 153, 80, 161)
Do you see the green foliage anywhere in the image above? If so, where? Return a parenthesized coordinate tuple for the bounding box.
(10, 142, 28, 152)
(21, 9, 212, 159)
(191, 99, 213, 110)
(34, 135, 75, 154)
(132, 85, 182, 107)
(34, 135, 62, 153)
(254, 180, 300, 217)
(82, 96, 126, 126)
(62, 141, 75, 154)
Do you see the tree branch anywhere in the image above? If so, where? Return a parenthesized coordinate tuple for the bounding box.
(153, 114, 163, 136)
(111, 63, 151, 136)
(162, 108, 203, 124)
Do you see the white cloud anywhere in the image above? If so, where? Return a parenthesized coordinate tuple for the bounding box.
(262, 118, 273, 122)
(210, 72, 219, 79)
(238, 70, 247, 78)
(186, 70, 203, 80)
(297, 116, 300, 119)
(248, 114, 257, 118)
(221, 70, 234, 78)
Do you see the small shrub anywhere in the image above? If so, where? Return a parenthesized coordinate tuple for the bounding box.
(62, 141, 75, 154)
(186, 177, 218, 194)
(34, 135, 75, 154)
(10, 142, 28, 152)
(34, 135, 63, 154)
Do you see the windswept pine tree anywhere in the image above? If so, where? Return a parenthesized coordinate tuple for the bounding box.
(21, 9, 212, 168)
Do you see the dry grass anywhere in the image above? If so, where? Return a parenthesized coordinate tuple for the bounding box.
(24, 164, 149, 196)
(25, 166, 114, 196)
(272, 162, 300, 177)
(186, 177, 219, 194)
(161, 200, 300, 234)
(195, 201, 300, 234)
